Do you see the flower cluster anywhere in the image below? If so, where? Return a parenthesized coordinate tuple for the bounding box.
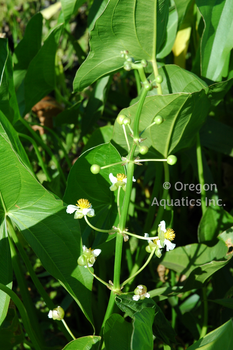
(77, 246, 101, 268)
(145, 220, 176, 258)
(133, 285, 150, 301)
(66, 199, 95, 219)
(48, 306, 65, 321)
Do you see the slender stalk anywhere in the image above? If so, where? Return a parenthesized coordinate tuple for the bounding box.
(127, 123, 134, 135)
(20, 117, 66, 184)
(84, 216, 114, 233)
(117, 187, 121, 218)
(134, 88, 150, 140)
(134, 158, 167, 163)
(196, 133, 207, 215)
(0, 283, 42, 350)
(200, 286, 208, 338)
(86, 265, 110, 288)
(61, 319, 76, 340)
(134, 70, 141, 95)
(121, 248, 155, 288)
(18, 133, 52, 181)
(123, 230, 158, 241)
(100, 161, 126, 170)
(152, 0, 162, 95)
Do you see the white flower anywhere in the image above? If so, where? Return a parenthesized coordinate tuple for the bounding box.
(82, 245, 101, 268)
(48, 306, 64, 320)
(158, 221, 176, 251)
(109, 173, 136, 191)
(66, 199, 95, 219)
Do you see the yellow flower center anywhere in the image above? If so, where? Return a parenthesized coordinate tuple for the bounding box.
(76, 199, 91, 209)
(116, 173, 127, 182)
(164, 228, 175, 241)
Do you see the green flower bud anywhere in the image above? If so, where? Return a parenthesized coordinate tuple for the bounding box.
(145, 245, 153, 253)
(77, 255, 87, 266)
(155, 75, 163, 84)
(124, 62, 131, 71)
(126, 57, 135, 63)
(139, 145, 148, 155)
(153, 115, 163, 125)
(167, 155, 177, 165)
(144, 83, 152, 91)
(123, 117, 131, 125)
(141, 59, 148, 67)
(117, 114, 126, 125)
(90, 164, 100, 174)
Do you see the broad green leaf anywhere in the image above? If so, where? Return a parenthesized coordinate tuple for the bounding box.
(180, 294, 200, 315)
(218, 227, 233, 254)
(73, 0, 169, 91)
(200, 117, 233, 157)
(132, 308, 155, 350)
(88, 0, 109, 31)
(81, 75, 111, 137)
(17, 24, 63, 116)
(196, 0, 233, 81)
(161, 241, 228, 275)
(0, 39, 21, 124)
(104, 314, 132, 350)
(83, 126, 113, 153)
(0, 220, 12, 326)
(173, 0, 193, 28)
(112, 90, 210, 157)
(157, 5, 178, 59)
(62, 336, 101, 350)
(115, 294, 176, 346)
(0, 112, 94, 328)
(63, 143, 125, 246)
(198, 206, 233, 243)
(13, 13, 42, 70)
(61, 0, 86, 23)
(210, 298, 233, 310)
(186, 319, 233, 350)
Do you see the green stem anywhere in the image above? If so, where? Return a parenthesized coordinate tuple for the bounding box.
(18, 133, 52, 181)
(86, 265, 110, 288)
(29, 122, 72, 169)
(61, 319, 76, 340)
(127, 123, 134, 135)
(20, 117, 66, 184)
(84, 216, 114, 233)
(0, 283, 42, 350)
(123, 230, 158, 241)
(134, 69, 141, 95)
(7, 224, 43, 347)
(100, 161, 126, 170)
(7, 218, 71, 340)
(152, 0, 162, 95)
(134, 87, 150, 140)
(196, 133, 206, 215)
(122, 124, 130, 151)
(135, 158, 167, 163)
(121, 248, 155, 288)
(200, 286, 208, 338)
(117, 187, 121, 218)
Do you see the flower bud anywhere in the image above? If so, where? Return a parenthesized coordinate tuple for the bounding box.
(90, 164, 100, 174)
(153, 115, 163, 125)
(167, 155, 177, 165)
(155, 75, 163, 84)
(144, 82, 152, 91)
(141, 59, 148, 67)
(126, 57, 135, 63)
(48, 306, 65, 321)
(123, 117, 131, 125)
(124, 62, 132, 71)
(77, 255, 87, 266)
(117, 114, 126, 125)
(139, 145, 148, 155)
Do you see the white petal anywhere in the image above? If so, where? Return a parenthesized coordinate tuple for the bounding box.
(66, 205, 78, 214)
(93, 249, 101, 257)
(86, 208, 95, 217)
(164, 239, 176, 251)
(132, 177, 136, 182)
(145, 293, 150, 298)
(123, 178, 127, 184)
(133, 295, 140, 301)
(109, 173, 117, 184)
(48, 310, 53, 318)
(159, 220, 166, 233)
(157, 239, 163, 248)
(87, 262, 94, 267)
(82, 245, 88, 252)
